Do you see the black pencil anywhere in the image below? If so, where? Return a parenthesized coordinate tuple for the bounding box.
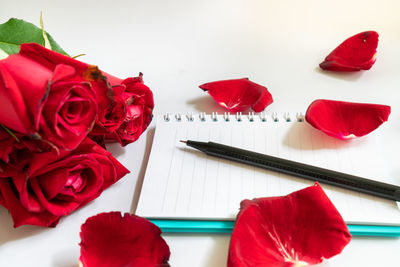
(181, 140, 400, 202)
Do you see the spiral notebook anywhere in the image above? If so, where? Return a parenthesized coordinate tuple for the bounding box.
(136, 113, 400, 236)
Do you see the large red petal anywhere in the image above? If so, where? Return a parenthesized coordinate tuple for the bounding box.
(199, 78, 273, 112)
(79, 212, 170, 267)
(320, 31, 379, 71)
(228, 183, 351, 267)
(305, 99, 390, 139)
(0, 179, 60, 227)
(0, 65, 34, 133)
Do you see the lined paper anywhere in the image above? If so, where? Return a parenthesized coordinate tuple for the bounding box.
(136, 114, 400, 225)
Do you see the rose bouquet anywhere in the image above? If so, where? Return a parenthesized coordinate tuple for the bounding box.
(0, 20, 153, 227)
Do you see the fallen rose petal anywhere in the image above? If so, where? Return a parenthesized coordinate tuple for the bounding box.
(228, 183, 351, 267)
(79, 212, 170, 267)
(320, 31, 379, 71)
(199, 78, 273, 112)
(305, 99, 390, 139)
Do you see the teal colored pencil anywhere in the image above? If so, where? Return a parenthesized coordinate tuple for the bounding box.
(149, 219, 400, 237)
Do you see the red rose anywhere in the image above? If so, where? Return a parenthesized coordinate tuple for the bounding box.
(0, 47, 98, 150)
(0, 138, 129, 227)
(15, 43, 153, 144)
(16, 43, 133, 136)
(91, 90, 126, 137)
(105, 73, 154, 146)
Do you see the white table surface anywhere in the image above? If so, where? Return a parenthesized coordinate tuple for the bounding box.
(1, 0, 400, 266)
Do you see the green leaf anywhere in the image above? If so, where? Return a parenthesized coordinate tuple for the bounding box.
(0, 18, 68, 57)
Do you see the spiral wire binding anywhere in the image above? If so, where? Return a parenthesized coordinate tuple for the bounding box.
(248, 112, 255, 122)
(259, 112, 267, 122)
(224, 112, 230, 121)
(199, 112, 206, 121)
(271, 112, 279, 122)
(296, 112, 304, 122)
(163, 113, 170, 122)
(186, 113, 194, 122)
(283, 112, 291, 122)
(163, 112, 305, 122)
(236, 112, 242, 122)
(211, 112, 218, 121)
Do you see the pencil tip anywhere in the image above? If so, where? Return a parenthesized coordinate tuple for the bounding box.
(180, 140, 187, 144)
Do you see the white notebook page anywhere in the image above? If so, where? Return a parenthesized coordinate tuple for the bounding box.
(136, 114, 400, 225)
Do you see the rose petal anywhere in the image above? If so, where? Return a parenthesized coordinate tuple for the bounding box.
(0, 51, 53, 129)
(199, 78, 273, 112)
(25, 138, 128, 217)
(0, 127, 17, 163)
(20, 43, 89, 74)
(90, 94, 127, 136)
(320, 31, 379, 71)
(305, 99, 390, 139)
(122, 74, 154, 108)
(0, 179, 60, 227)
(228, 183, 351, 267)
(0, 191, 5, 207)
(0, 65, 34, 133)
(0, 133, 41, 177)
(79, 212, 170, 267)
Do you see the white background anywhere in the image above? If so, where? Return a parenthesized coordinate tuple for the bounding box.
(1, 0, 400, 266)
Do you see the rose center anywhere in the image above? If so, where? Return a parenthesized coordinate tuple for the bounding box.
(65, 169, 87, 193)
(66, 101, 83, 117)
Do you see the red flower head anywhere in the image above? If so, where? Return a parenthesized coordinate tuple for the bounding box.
(320, 31, 379, 71)
(79, 212, 170, 267)
(104, 73, 154, 146)
(0, 45, 98, 150)
(15, 43, 129, 137)
(0, 138, 129, 227)
(199, 78, 273, 112)
(305, 99, 390, 139)
(14, 43, 154, 145)
(228, 183, 351, 267)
